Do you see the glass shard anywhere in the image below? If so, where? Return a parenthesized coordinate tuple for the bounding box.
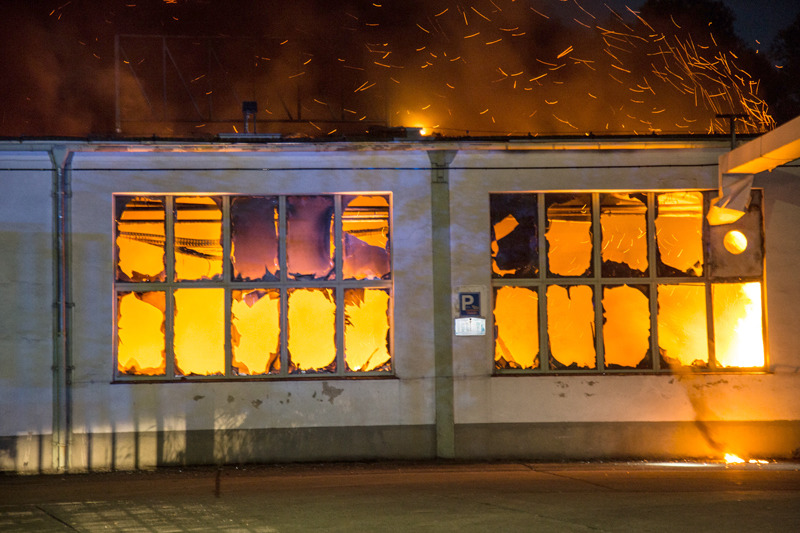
(287, 196, 335, 280)
(115, 196, 166, 282)
(342, 195, 391, 280)
(712, 282, 765, 368)
(602, 285, 650, 369)
(231, 289, 281, 375)
(288, 288, 336, 372)
(344, 289, 391, 372)
(490, 193, 538, 278)
(547, 284, 596, 369)
(655, 192, 703, 277)
(174, 196, 223, 281)
(231, 196, 279, 281)
(657, 284, 709, 368)
(546, 194, 592, 277)
(600, 193, 648, 277)
(174, 288, 224, 376)
(117, 291, 166, 375)
(494, 286, 539, 369)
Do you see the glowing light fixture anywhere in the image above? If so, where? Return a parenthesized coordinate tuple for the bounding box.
(723, 230, 748, 255)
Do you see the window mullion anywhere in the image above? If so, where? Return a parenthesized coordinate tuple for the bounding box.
(592, 193, 604, 371)
(702, 191, 717, 369)
(222, 196, 232, 377)
(335, 195, 345, 375)
(165, 195, 176, 379)
(647, 192, 661, 371)
(537, 193, 548, 371)
(278, 195, 288, 376)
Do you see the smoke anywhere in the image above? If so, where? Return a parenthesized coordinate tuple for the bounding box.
(0, 0, 775, 138)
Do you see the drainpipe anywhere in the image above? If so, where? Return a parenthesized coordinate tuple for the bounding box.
(428, 150, 457, 459)
(50, 146, 74, 473)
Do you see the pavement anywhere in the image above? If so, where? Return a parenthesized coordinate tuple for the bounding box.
(1, 461, 799, 532)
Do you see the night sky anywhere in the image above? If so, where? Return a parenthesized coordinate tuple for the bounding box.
(1, 0, 797, 138)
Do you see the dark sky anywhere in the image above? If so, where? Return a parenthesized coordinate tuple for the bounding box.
(0, 0, 797, 138)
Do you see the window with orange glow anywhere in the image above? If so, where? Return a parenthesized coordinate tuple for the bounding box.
(491, 191, 766, 373)
(114, 193, 392, 380)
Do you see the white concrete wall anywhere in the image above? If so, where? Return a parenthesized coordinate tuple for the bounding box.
(67, 146, 436, 469)
(0, 150, 54, 472)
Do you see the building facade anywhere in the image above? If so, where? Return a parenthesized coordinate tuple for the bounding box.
(1, 136, 798, 472)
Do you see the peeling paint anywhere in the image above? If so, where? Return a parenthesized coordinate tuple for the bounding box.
(193, 395, 205, 401)
(251, 399, 262, 408)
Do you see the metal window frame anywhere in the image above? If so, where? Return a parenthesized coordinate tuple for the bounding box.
(113, 193, 393, 382)
(491, 189, 767, 375)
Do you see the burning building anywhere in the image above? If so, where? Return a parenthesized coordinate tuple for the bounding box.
(1, 118, 798, 472)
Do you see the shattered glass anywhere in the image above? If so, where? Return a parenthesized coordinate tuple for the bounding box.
(287, 196, 335, 280)
(547, 284, 596, 369)
(490, 193, 538, 278)
(231, 289, 281, 375)
(344, 289, 391, 372)
(174, 288, 224, 376)
(288, 288, 336, 373)
(657, 284, 709, 368)
(600, 193, 648, 277)
(712, 282, 765, 368)
(655, 192, 703, 277)
(602, 285, 651, 369)
(231, 196, 279, 281)
(546, 194, 592, 277)
(342, 195, 391, 280)
(494, 286, 539, 369)
(117, 291, 166, 375)
(115, 196, 166, 282)
(174, 196, 223, 281)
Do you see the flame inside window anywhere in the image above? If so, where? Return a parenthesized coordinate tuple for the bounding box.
(602, 285, 650, 368)
(656, 192, 703, 276)
(712, 282, 765, 368)
(174, 288, 224, 376)
(546, 195, 592, 277)
(115, 196, 166, 282)
(657, 284, 710, 368)
(547, 284, 596, 369)
(288, 288, 336, 372)
(231, 289, 280, 375)
(494, 286, 539, 369)
(490, 193, 538, 278)
(342, 195, 391, 280)
(231, 196, 279, 281)
(601, 193, 648, 277)
(344, 289, 391, 372)
(287, 196, 335, 280)
(174, 196, 223, 281)
(117, 291, 166, 375)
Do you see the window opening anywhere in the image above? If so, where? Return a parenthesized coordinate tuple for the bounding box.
(114, 193, 392, 381)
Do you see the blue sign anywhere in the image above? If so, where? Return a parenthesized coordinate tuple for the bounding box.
(459, 292, 481, 316)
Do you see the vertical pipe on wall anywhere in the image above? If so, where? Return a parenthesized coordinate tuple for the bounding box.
(428, 150, 457, 459)
(50, 146, 74, 472)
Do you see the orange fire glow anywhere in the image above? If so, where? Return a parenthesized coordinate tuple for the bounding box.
(712, 282, 765, 368)
(494, 286, 539, 369)
(547, 284, 595, 369)
(117, 291, 166, 375)
(602, 285, 650, 368)
(657, 284, 709, 368)
(116, 196, 166, 282)
(174, 197, 223, 281)
(546, 198, 592, 277)
(288, 288, 336, 372)
(344, 289, 391, 372)
(174, 288, 225, 376)
(656, 192, 703, 276)
(231, 289, 281, 375)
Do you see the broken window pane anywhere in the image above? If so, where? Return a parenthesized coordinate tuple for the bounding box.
(712, 282, 765, 368)
(231, 289, 280, 375)
(342, 195, 391, 280)
(655, 192, 703, 277)
(494, 286, 539, 369)
(174, 288, 224, 376)
(344, 289, 391, 372)
(547, 285, 596, 369)
(231, 196, 279, 281)
(287, 196, 335, 280)
(490, 193, 538, 278)
(601, 193, 648, 277)
(288, 288, 336, 372)
(115, 196, 166, 282)
(602, 285, 651, 369)
(174, 196, 223, 281)
(546, 194, 592, 277)
(117, 291, 166, 375)
(657, 284, 709, 368)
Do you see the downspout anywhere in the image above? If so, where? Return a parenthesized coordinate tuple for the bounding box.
(50, 146, 74, 472)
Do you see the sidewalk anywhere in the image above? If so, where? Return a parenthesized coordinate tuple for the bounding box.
(2, 461, 799, 532)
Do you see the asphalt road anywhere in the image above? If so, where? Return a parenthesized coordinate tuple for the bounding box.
(1, 461, 799, 532)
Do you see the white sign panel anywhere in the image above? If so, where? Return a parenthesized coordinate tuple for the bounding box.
(454, 317, 486, 336)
